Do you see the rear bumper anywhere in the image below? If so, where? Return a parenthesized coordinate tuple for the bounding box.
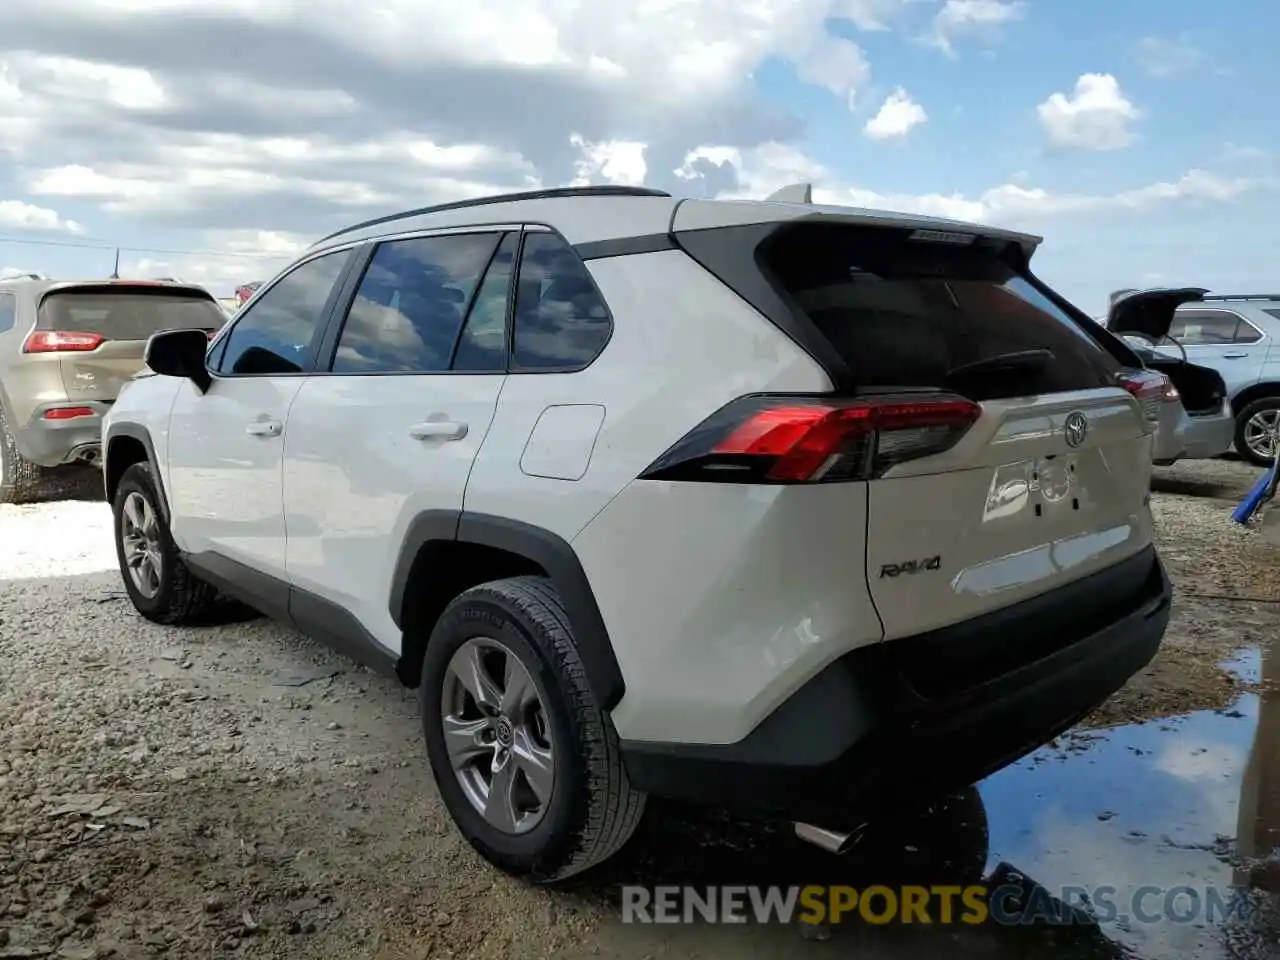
(619, 545, 1170, 824)
(1181, 405, 1235, 460)
(1151, 400, 1188, 465)
(17, 401, 109, 467)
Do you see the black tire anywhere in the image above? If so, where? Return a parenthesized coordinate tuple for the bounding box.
(0, 405, 51, 505)
(1235, 397, 1280, 467)
(112, 461, 217, 624)
(420, 575, 645, 882)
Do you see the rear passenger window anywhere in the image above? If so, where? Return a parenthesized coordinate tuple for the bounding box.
(511, 232, 611, 370)
(0, 293, 14, 333)
(218, 250, 349, 375)
(332, 233, 501, 374)
(761, 223, 1116, 400)
(451, 232, 517, 373)
(1170, 311, 1242, 345)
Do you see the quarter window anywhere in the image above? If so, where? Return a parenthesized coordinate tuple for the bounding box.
(0, 293, 15, 334)
(332, 233, 502, 374)
(217, 250, 350, 375)
(511, 232, 612, 370)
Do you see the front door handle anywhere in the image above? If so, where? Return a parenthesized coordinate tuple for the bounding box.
(409, 420, 468, 441)
(246, 419, 282, 437)
(1222, 352, 1248, 359)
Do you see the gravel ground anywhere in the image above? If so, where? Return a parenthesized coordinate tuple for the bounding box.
(1, 458, 1277, 959)
(1081, 457, 1280, 728)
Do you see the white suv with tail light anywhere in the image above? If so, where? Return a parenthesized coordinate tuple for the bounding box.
(101, 184, 1172, 881)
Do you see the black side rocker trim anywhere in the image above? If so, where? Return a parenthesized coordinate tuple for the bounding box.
(389, 510, 626, 711)
(184, 552, 400, 678)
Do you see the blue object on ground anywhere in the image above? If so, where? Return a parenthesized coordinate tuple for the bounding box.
(1232, 455, 1280, 525)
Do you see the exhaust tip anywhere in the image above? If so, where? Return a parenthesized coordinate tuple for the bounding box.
(794, 822, 858, 855)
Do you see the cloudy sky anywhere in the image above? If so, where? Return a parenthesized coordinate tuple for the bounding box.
(0, 0, 1274, 313)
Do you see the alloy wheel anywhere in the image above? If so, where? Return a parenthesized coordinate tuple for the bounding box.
(1244, 409, 1280, 462)
(441, 637, 555, 835)
(120, 491, 163, 599)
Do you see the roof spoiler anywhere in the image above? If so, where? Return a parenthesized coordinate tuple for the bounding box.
(764, 183, 813, 204)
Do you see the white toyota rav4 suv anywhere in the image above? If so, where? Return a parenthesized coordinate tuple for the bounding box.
(102, 185, 1171, 882)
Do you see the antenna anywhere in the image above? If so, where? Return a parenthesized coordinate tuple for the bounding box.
(110, 248, 120, 279)
(765, 183, 813, 204)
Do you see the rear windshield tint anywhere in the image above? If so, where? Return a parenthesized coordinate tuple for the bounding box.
(762, 223, 1119, 399)
(38, 289, 226, 341)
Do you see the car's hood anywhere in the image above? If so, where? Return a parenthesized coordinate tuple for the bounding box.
(1106, 287, 1209, 339)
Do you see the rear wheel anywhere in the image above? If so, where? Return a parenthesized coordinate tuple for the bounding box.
(0, 406, 51, 505)
(420, 576, 645, 882)
(1235, 397, 1280, 467)
(112, 462, 217, 624)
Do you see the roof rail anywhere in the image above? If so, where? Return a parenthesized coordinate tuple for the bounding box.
(314, 185, 673, 246)
(1200, 294, 1280, 302)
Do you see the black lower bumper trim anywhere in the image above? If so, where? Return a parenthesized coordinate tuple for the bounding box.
(619, 546, 1171, 824)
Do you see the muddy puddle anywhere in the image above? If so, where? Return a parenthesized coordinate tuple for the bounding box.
(542, 641, 1280, 960)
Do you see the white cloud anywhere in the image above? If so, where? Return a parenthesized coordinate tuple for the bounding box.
(0, 199, 85, 234)
(568, 134, 648, 187)
(8, 0, 887, 114)
(22, 131, 539, 223)
(796, 35, 872, 107)
(120, 254, 283, 295)
(863, 87, 928, 139)
(833, 0, 907, 31)
(1134, 35, 1203, 78)
(675, 141, 1276, 228)
(1037, 73, 1141, 151)
(928, 0, 1023, 55)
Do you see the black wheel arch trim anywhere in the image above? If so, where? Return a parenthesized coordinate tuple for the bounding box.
(103, 423, 169, 519)
(389, 510, 626, 711)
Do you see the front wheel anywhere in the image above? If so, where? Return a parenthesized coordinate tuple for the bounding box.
(420, 576, 645, 882)
(112, 462, 217, 624)
(1235, 397, 1280, 467)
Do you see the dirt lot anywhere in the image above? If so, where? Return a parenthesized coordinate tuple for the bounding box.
(1, 458, 1278, 959)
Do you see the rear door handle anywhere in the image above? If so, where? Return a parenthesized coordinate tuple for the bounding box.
(409, 420, 468, 441)
(1222, 352, 1248, 358)
(246, 419, 282, 437)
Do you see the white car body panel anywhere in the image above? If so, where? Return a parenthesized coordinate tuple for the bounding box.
(462, 250, 830, 543)
(574, 479, 881, 744)
(281, 372, 506, 656)
(166, 375, 304, 572)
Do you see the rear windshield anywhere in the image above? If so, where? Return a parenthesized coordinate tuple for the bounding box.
(763, 223, 1119, 399)
(38, 288, 227, 341)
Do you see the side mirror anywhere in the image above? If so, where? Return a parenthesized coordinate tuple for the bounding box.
(145, 328, 213, 393)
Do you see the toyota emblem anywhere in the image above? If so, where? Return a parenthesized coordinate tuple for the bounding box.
(1064, 411, 1088, 448)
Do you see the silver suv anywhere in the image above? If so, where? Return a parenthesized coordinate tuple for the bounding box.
(0, 277, 226, 503)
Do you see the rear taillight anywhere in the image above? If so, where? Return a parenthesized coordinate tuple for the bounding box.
(638, 394, 981, 484)
(42, 406, 96, 420)
(22, 330, 105, 353)
(1116, 370, 1166, 421)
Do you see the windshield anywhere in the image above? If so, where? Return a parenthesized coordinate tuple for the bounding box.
(38, 289, 226, 341)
